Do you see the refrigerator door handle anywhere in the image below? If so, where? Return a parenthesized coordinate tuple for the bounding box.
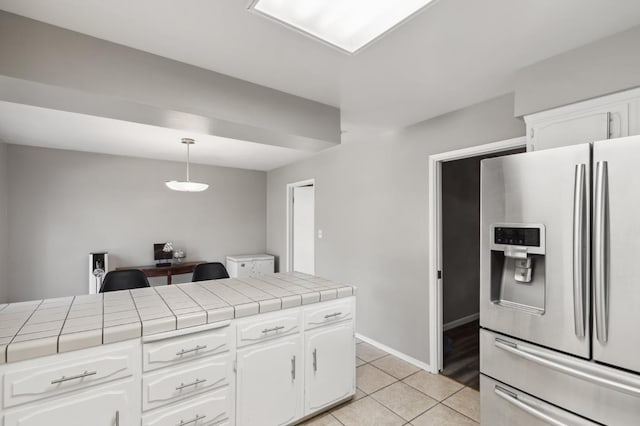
(594, 161, 609, 344)
(494, 386, 567, 426)
(494, 338, 640, 397)
(572, 163, 587, 338)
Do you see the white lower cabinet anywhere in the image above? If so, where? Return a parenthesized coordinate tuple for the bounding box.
(304, 322, 355, 414)
(236, 334, 302, 426)
(4, 378, 138, 426)
(142, 388, 233, 426)
(0, 297, 356, 426)
(143, 354, 232, 411)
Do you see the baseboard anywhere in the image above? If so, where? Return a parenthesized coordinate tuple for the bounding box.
(442, 313, 479, 331)
(355, 333, 431, 373)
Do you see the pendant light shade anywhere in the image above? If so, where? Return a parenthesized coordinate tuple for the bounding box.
(165, 138, 209, 192)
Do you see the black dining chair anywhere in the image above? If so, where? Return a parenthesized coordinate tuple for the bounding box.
(99, 269, 151, 292)
(191, 262, 230, 282)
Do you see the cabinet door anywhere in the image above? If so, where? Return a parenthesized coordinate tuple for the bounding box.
(529, 104, 628, 151)
(4, 379, 138, 426)
(305, 322, 355, 414)
(236, 334, 302, 426)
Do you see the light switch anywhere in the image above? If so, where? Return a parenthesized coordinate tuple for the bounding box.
(317, 229, 323, 239)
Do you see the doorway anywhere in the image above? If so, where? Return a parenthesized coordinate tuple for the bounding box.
(427, 137, 527, 384)
(286, 179, 315, 274)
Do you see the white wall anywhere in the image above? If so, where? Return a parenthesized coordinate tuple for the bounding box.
(267, 94, 525, 365)
(0, 142, 8, 303)
(7, 145, 267, 302)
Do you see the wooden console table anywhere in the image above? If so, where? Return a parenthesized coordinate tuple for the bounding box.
(116, 261, 204, 285)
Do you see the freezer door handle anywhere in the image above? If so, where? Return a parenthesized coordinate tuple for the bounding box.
(494, 338, 640, 397)
(594, 161, 610, 344)
(572, 163, 587, 338)
(494, 386, 567, 426)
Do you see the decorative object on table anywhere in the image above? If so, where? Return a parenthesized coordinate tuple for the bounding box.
(154, 242, 173, 267)
(165, 137, 209, 192)
(173, 249, 186, 263)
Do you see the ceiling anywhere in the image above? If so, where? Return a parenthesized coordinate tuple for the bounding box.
(1, 0, 640, 132)
(0, 101, 312, 171)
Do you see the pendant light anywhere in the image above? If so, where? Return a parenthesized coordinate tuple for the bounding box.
(165, 138, 209, 192)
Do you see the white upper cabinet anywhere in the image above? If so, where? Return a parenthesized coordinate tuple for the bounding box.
(525, 88, 640, 151)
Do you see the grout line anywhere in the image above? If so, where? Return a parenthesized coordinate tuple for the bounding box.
(350, 344, 480, 425)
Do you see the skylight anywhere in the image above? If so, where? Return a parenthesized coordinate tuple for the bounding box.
(248, 0, 437, 54)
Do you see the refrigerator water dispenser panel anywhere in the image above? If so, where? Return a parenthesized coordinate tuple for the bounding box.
(489, 224, 546, 314)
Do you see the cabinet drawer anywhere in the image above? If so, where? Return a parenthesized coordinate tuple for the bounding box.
(4, 341, 137, 408)
(143, 355, 232, 411)
(143, 324, 231, 372)
(4, 378, 139, 426)
(304, 298, 353, 330)
(236, 310, 300, 348)
(480, 329, 640, 425)
(480, 375, 597, 426)
(142, 387, 232, 426)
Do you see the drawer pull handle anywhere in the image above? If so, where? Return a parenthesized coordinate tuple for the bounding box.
(176, 344, 208, 356)
(177, 414, 206, 426)
(313, 348, 318, 372)
(176, 378, 207, 391)
(115, 410, 120, 426)
(51, 370, 97, 384)
(494, 386, 565, 426)
(291, 355, 296, 380)
(262, 325, 285, 334)
(324, 312, 342, 319)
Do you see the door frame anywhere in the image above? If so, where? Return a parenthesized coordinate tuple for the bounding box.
(427, 137, 526, 374)
(285, 178, 316, 273)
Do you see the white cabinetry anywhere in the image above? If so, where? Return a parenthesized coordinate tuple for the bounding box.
(525, 88, 640, 151)
(4, 379, 138, 426)
(142, 388, 233, 426)
(304, 322, 355, 413)
(235, 297, 356, 426)
(236, 334, 302, 426)
(0, 339, 141, 426)
(141, 323, 235, 423)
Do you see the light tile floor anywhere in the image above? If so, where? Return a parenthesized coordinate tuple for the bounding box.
(299, 340, 480, 426)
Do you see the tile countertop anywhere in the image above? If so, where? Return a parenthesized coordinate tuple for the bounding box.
(0, 272, 356, 364)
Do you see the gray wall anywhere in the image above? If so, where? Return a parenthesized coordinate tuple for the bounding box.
(7, 145, 267, 302)
(0, 142, 8, 303)
(0, 11, 340, 145)
(267, 94, 525, 364)
(514, 24, 640, 117)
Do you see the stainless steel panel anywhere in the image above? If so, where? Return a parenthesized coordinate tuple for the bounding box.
(480, 143, 591, 358)
(480, 375, 597, 426)
(593, 136, 640, 373)
(481, 329, 640, 425)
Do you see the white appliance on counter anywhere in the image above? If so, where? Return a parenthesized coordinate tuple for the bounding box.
(480, 136, 640, 425)
(226, 254, 275, 278)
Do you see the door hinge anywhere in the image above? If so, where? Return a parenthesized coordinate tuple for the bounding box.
(233, 359, 237, 373)
(437, 270, 442, 279)
(530, 128, 534, 139)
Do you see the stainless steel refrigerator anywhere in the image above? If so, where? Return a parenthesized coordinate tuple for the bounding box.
(480, 136, 640, 425)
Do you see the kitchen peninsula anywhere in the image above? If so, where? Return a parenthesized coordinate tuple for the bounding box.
(0, 272, 356, 425)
